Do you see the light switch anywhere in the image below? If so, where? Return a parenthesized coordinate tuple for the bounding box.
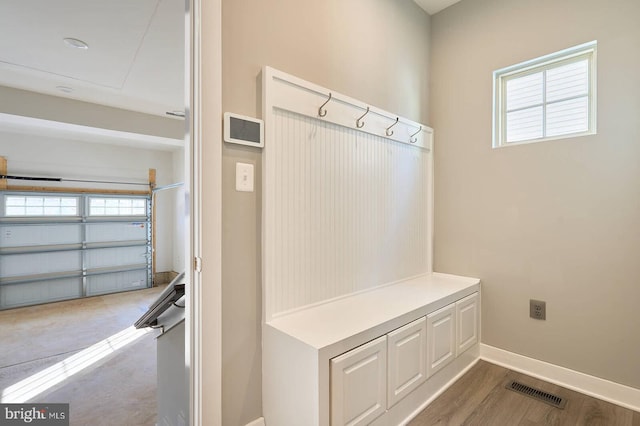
(235, 162, 254, 192)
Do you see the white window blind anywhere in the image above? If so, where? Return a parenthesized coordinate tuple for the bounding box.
(494, 41, 597, 147)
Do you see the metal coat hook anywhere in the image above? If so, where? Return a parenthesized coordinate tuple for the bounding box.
(318, 92, 332, 117)
(386, 117, 399, 136)
(356, 107, 370, 128)
(410, 126, 422, 143)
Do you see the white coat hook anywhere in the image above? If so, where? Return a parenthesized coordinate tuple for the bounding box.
(386, 117, 399, 137)
(318, 92, 332, 117)
(356, 107, 370, 128)
(410, 126, 422, 143)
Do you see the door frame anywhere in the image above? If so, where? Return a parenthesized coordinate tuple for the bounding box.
(187, 0, 222, 425)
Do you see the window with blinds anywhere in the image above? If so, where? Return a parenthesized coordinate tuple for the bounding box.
(493, 41, 597, 147)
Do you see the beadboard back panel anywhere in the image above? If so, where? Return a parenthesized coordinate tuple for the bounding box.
(263, 67, 433, 321)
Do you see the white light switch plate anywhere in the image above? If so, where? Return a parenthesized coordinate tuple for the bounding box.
(236, 162, 254, 192)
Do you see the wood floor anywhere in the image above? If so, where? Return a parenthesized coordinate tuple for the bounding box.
(409, 360, 640, 426)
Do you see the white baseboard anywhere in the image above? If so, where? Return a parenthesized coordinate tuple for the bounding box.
(480, 344, 640, 413)
(245, 417, 265, 426)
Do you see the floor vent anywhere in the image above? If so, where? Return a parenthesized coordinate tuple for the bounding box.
(505, 380, 567, 409)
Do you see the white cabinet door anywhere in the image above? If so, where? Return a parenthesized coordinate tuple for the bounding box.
(387, 317, 427, 408)
(426, 303, 456, 378)
(456, 292, 479, 356)
(331, 336, 387, 426)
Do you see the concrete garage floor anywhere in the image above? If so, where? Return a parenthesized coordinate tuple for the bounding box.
(0, 286, 166, 426)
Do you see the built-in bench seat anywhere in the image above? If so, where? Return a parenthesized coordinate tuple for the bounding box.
(263, 272, 481, 426)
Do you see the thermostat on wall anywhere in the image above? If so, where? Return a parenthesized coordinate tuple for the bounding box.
(224, 112, 264, 148)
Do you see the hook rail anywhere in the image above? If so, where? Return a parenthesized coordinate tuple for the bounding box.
(318, 92, 332, 117)
(356, 107, 370, 129)
(410, 126, 422, 143)
(308, 78, 428, 148)
(386, 117, 399, 137)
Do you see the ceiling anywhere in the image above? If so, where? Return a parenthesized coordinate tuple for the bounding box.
(0, 0, 184, 119)
(0, 0, 457, 122)
(413, 0, 462, 15)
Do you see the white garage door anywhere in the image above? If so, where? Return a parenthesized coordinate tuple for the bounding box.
(0, 192, 152, 310)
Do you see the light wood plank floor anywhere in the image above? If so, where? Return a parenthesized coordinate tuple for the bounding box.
(409, 360, 640, 426)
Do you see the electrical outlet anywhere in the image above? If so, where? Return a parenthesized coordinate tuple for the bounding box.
(530, 299, 546, 320)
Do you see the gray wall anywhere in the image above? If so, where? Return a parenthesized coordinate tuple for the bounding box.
(0, 86, 184, 139)
(221, 0, 431, 424)
(431, 0, 640, 389)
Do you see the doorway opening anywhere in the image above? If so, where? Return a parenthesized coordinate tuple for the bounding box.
(0, 0, 210, 423)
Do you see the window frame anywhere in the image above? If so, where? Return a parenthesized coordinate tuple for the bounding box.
(87, 195, 149, 217)
(493, 41, 597, 148)
(1, 193, 150, 219)
(2, 194, 80, 217)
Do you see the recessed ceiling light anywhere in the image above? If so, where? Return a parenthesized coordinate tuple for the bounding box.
(63, 38, 89, 50)
(56, 86, 73, 93)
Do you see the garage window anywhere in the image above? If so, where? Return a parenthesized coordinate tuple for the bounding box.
(89, 197, 147, 216)
(4, 195, 78, 216)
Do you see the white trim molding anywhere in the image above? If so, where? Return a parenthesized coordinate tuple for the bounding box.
(480, 344, 640, 413)
(188, 0, 223, 425)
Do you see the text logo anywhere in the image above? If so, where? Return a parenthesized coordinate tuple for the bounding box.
(1, 404, 69, 426)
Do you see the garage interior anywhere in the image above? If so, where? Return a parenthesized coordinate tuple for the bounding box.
(0, 1, 186, 425)
(0, 285, 163, 425)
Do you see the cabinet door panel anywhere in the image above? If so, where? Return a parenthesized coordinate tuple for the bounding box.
(426, 303, 456, 378)
(456, 292, 479, 356)
(387, 317, 427, 408)
(331, 336, 387, 426)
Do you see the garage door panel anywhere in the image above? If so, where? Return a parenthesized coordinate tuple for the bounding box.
(87, 270, 148, 296)
(1, 278, 82, 309)
(1, 192, 151, 310)
(1, 252, 82, 277)
(1, 224, 82, 247)
(85, 246, 149, 270)
(85, 222, 148, 243)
